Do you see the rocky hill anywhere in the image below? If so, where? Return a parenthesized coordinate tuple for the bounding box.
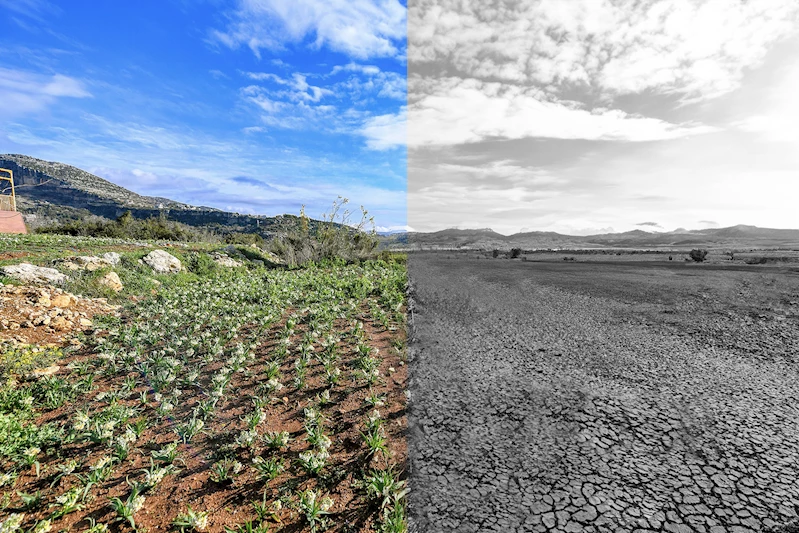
(1, 154, 305, 237)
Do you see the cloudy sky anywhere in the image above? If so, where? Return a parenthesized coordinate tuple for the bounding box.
(408, 0, 799, 235)
(0, 0, 407, 231)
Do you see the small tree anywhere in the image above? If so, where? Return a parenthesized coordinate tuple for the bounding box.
(510, 248, 522, 259)
(689, 249, 708, 262)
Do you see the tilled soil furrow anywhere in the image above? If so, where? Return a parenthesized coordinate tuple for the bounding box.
(408, 255, 799, 533)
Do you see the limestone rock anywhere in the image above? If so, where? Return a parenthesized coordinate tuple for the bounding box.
(211, 252, 242, 268)
(1, 263, 68, 285)
(51, 294, 77, 308)
(28, 366, 60, 379)
(51, 316, 70, 331)
(142, 250, 182, 274)
(98, 271, 124, 292)
(75, 256, 108, 271)
(101, 252, 121, 266)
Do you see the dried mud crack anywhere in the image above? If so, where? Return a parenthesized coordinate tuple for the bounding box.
(407, 254, 799, 533)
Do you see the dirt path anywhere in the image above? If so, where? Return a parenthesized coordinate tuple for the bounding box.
(407, 254, 799, 533)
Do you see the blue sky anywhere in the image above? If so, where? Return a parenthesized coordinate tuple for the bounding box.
(0, 0, 407, 231)
(408, 0, 799, 235)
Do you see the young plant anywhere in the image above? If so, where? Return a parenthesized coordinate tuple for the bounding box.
(362, 412, 389, 459)
(263, 431, 290, 450)
(223, 521, 268, 533)
(235, 429, 259, 450)
(80, 517, 110, 533)
(297, 489, 334, 533)
(175, 417, 204, 444)
(50, 487, 84, 519)
(108, 486, 145, 531)
(297, 450, 329, 476)
(380, 492, 408, 533)
(21, 447, 41, 477)
(362, 468, 408, 511)
(138, 460, 178, 491)
(241, 409, 265, 431)
(151, 441, 181, 465)
(17, 490, 43, 511)
(173, 506, 209, 532)
(365, 392, 386, 408)
(252, 456, 284, 481)
(251, 496, 282, 523)
(209, 458, 243, 484)
(49, 459, 78, 488)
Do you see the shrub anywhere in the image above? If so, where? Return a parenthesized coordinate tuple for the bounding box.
(510, 248, 522, 259)
(224, 232, 264, 247)
(35, 212, 219, 243)
(268, 198, 378, 267)
(689, 249, 708, 262)
(183, 252, 218, 276)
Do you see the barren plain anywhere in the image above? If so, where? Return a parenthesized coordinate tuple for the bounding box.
(407, 253, 799, 533)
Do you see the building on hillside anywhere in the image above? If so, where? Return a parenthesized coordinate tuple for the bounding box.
(0, 168, 27, 234)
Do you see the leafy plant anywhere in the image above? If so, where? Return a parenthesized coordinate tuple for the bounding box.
(175, 417, 204, 444)
(263, 431, 290, 450)
(253, 456, 284, 481)
(362, 468, 408, 511)
(209, 458, 242, 484)
(173, 506, 209, 532)
(297, 489, 334, 533)
(108, 485, 145, 530)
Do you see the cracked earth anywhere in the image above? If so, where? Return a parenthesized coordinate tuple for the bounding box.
(406, 254, 799, 533)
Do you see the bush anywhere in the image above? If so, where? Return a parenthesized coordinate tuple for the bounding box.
(268, 198, 378, 267)
(689, 249, 708, 262)
(183, 252, 218, 276)
(223, 232, 264, 247)
(510, 248, 522, 259)
(35, 211, 219, 243)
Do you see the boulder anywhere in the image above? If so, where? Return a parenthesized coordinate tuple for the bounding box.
(98, 271, 124, 292)
(50, 316, 70, 331)
(1, 263, 68, 284)
(101, 252, 121, 266)
(142, 250, 182, 274)
(50, 294, 78, 308)
(75, 256, 108, 271)
(211, 252, 242, 268)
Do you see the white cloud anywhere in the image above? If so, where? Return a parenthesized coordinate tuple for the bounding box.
(0, 67, 90, 115)
(733, 58, 799, 143)
(213, 0, 406, 60)
(408, 77, 717, 145)
(409, 0, 799, 103)
(360, 107, 406, 150)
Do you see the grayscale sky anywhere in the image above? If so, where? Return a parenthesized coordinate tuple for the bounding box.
(408, 0, 799, 235)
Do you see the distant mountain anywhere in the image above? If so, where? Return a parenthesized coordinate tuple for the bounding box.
(402, 224, 799, 250)
(1, 154, 312, 237)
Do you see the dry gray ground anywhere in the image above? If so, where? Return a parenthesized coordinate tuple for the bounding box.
(406, 254, 799, 533)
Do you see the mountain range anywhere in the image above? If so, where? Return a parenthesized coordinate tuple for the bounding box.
(2, 154, 797, 249)
(394, 225, 799, 250)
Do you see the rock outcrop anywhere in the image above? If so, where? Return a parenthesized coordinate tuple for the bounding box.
(142, 250, 182, 273)
(1, 263, 68, 284)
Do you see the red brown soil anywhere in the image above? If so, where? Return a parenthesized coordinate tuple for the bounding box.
(9, 307, 407, 533)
